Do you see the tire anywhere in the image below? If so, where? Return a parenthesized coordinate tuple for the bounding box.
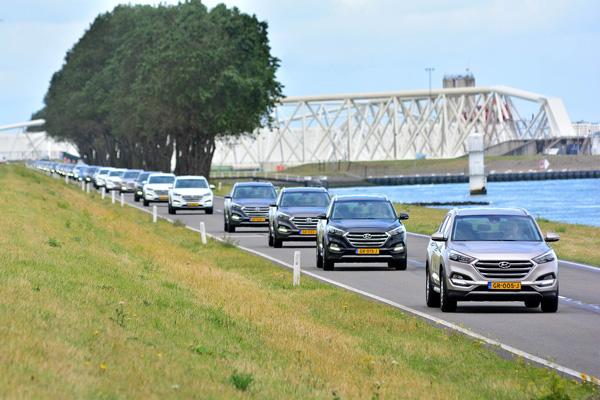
(323, 257, 334, 271)
(524, 300, 540, 308)
(268, 229, 274, 247)
(227, 223, 236, 233)
(143, 199, 149, 207)
(273, 235, 283, 248)
(134, 195, 139, 203)
(426, 265, 441, 307)
(541, 287, 559, 313)
(316, 246, 323, 269)
(224, 218, 228, 232)
(205, 207, 213, 215)
(440, 269, 457, 312)
(388, 258, 407, 271)
(168, 204, 175, 215)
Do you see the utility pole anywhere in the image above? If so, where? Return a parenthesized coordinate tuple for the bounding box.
(425, 67, 435, 98)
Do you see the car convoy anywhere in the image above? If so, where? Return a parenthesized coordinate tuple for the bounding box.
(31, 160, 562, 313)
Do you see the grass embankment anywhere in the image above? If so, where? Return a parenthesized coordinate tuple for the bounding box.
(2, 164, 597, 399)
(395, 204, 600, 267)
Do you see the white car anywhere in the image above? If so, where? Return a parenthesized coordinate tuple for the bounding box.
(93, 167, 115, 189)
(168, 175, 215, 214)
(143, 173, 176, 207)
(105, 169, 127, 191)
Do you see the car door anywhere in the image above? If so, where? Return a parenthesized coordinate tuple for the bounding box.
(429, 214, 451, 285)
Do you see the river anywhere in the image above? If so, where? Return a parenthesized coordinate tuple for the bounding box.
(329, 178, 600, 227)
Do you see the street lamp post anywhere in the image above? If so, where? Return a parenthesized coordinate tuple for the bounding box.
(425, 67, 435, 97)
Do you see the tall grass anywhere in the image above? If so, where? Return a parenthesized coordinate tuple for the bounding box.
(0, 164, 596, 399)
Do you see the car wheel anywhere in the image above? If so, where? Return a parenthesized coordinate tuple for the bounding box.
(134, 195, 139, 202)
(268, 229, 274, 247)
(168, 204, 174, 215)
(388, 258, 407, 270)
(440, 269, 457, 312)
(524, 300, 540, 308)
(273, 235, 283, 248)
(227, 223, 236, 233)
(316, 246, 323, 269)
(541, 286, 559, 313)
(224, 218, 228, 232)
(205, 207, 213, 214)
(143, 199, 149, 207)
(426, 265, 441, 307)
(323, 256, 334, 271)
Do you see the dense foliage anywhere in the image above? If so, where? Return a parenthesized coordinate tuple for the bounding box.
(43, 1, 282, 177)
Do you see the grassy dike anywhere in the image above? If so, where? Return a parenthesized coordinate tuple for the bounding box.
(1, 164, 597, 399)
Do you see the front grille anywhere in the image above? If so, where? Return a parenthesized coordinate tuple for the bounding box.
(292, 217, 318, 230)
(183, 195, 203, 201)
(346, 232, 389, 247)
(242, 206, 269, 218)
(155, 190, 168, 195)
(475, 260, 534, 279)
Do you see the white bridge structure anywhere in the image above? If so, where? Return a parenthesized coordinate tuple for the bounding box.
(213, 85, 575, 170)
(0, 120, 78, 161)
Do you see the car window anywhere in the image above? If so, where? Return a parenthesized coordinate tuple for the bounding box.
(175, 179, 208, 189)
(280, 192, 330, 207)
(123, 171, 141, 179)
(233, 186, 276, 199)
(332, 200, 396, 219)
(148, 176, 175, 184)
(452, 215, 542, 241)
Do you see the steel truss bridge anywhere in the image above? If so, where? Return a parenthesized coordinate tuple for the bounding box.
(213, 85, 575, 169)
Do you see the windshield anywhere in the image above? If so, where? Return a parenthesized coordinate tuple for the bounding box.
(233, 186, 277, 199)
(280, 192, 330, 207)
(98, 169, 110, 175)
(123, 171, 141, 179)
(175, 179, 208, 189)
(148, 176, 175, 184)
(332, 200, 396, 219)
(452, 215, 542, 241)
(109, 170, 124, 177)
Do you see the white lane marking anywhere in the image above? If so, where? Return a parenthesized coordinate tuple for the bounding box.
(123, 197, 592, 381)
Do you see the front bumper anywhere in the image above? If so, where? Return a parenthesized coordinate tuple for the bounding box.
(324, 236, 407, 263)
(229, 211, 269, 227)
(172, 198, 213, 210)
(274, 221, 318, 241)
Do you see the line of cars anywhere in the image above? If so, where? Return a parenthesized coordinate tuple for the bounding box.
(223, 181, 561, 313)
(32, 161, 214, 214)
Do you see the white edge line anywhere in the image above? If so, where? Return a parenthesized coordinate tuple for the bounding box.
(120, 196, 590, 382)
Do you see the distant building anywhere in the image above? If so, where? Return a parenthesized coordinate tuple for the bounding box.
(571, 122, 600, 136)
(443, 72, 475, 88)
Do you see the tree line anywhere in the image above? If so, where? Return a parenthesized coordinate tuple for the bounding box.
(40, 1, 282, 178)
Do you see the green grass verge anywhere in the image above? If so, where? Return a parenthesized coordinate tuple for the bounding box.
(1, 164, 598, 399)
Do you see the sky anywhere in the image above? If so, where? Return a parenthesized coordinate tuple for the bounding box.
(1, 0, 599, 129)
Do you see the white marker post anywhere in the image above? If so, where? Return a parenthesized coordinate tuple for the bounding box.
(65, 175, 69, 185)
(81, 181, 85, 191)
(86, 183, 90, 194)
(293, 251, 301, 287)
(200, 222, 207, 244)
(111, 190, 116, 204)
(120, 193, 124, 207)
(153, 206, 157, 223)
(101, 187, 105, 200)
(218, 182, 222, 191)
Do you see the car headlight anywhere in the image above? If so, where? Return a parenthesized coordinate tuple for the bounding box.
(173, 192, 182, 197)
(533, 251, 555, 264)
(277, 212, 292, 220)
(327, 226, 346, 236)
(448, 250, 477, 264)
(387, 226, 405, 236)
(231, 202, 243, 210)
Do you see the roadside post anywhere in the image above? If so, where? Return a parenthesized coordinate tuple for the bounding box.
(101, 187, 105, 200)
(112, 190, 116, 204)
(81, 181, 85, 191)
(86, 183, 90, 194)
(218, 182, 222, 191)
(153, 206, 157, 223)
(120, 193, 124, 207)
(65, 175, 68, 185)
(293, 251, 301, 287)
(200, 222, 207, 244)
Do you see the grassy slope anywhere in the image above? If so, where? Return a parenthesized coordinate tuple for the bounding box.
(1, 164, 596, 399)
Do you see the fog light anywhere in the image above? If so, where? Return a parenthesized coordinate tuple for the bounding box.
(278, 226, 288, 233)
(145, 194, 152, 199)
(393, 245, 405, 253)
(537, 275, 555, 287)
(450, 278, 470, 287)
(329, 244, 341, 252)
(232, 215, 241, 221)
(137, 191, 142, 195)
(205, 200, 213, 205)
(173, 200, 181, 205)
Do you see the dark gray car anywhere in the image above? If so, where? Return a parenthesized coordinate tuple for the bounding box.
(223, 182, 277, 233)
(268, 187, 330, 248)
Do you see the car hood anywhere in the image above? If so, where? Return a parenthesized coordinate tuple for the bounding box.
(231, 198, 275, 207)
(280, 206, 328, 217)
(331, 219, 400, 233)
(450, 241, 551, 260)
(146, 184, 173, 190)
(171, 188, 212, 195)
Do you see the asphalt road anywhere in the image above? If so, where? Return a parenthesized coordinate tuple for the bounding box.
(120, 192, 600, 379)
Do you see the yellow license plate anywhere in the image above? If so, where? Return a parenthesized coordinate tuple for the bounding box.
(356, 248, 379, 255)
(488, 282, 521, 290)
(159, 196, 168, 200)
(187, 203, 199, 207)
(250, 217, 266, 222)
(300, 230, 317, 235)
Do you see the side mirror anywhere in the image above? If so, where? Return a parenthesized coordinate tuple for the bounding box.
(545, 232, 560, 242)
(431, 232, 446, 241)
(398, 213, 409, 220)
(269, 202, 277, 208)
(224, 195, 231, 199)
(317, 213, 327, 219)
(209, 184, 215, 189)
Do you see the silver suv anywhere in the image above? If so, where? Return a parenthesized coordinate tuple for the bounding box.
(425, 208, 560, 313)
